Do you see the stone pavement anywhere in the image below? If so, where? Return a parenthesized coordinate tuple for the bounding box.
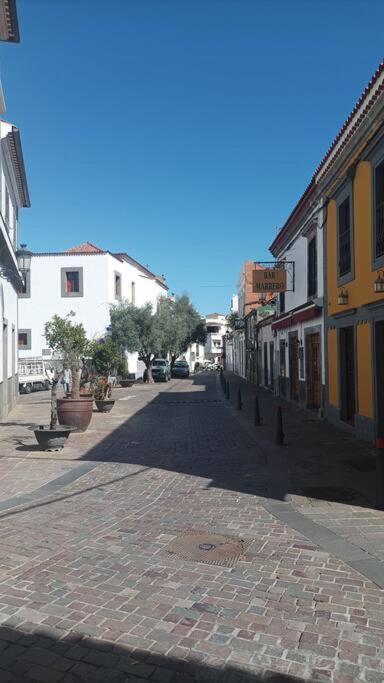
(0, 375, 383, 680)
(223, 372, 384, 568)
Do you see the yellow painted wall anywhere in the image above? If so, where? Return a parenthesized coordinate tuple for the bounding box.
(356, 323, 373, 418)
(327, 328, 338, 407)
(327, 160, 384, 315)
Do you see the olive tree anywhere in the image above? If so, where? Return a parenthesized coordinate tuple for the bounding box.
(110, 302, 164, 383)
(44, 312, 90, 404)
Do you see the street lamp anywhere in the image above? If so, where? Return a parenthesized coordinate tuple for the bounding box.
(337, 289, 348, 305)
(374, 270, 384, 294)
(0, 244, 32, 287)
(16, 244, 32, 275)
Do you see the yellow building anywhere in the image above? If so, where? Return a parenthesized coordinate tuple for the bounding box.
(321, 62, 384, 443)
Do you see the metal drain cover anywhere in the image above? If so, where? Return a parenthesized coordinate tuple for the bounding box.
(165, 530, 252, 567)
(302, 486, 364, 504)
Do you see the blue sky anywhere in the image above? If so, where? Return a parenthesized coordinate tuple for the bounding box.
(1, 0, 384, 314)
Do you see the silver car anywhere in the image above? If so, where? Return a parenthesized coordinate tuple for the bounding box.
(150, 359, 171, 382)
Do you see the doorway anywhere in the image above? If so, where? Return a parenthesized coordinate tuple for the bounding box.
(263, 343, 268, 386)
(269, 342, 274, 390)
(375, 321, 384, 438)
(306, 332, 321, 408)
(2, 321, 8, 415)
(279, 340, 286, 396)
(340, 326, 356, 425)
(289, 334, 299, 402)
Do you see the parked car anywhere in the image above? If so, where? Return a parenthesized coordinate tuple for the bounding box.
(150, 359, 171, 382)
(19, 357, 51, 394)
(171, 360, 190, 378)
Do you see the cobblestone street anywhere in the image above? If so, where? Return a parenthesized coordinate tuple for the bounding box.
(0, 373, 384, 681)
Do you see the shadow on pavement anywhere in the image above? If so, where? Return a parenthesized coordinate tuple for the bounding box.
(71, 372, 379, 509)
(0, 623, 301, 682)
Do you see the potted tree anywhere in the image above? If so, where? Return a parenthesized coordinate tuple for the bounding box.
(44, 313, 93, 432)
(32, 368, 74, 451)
(94, 378, 114, 412)
(90, 337, 124, 412)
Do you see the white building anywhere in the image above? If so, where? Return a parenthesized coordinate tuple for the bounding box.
(269, 194, 325, 411)
(18, 242, 168, 379)
(0, 0, 30, 419)
(204, 313, 228, 365)
(177, 341, 205, 372)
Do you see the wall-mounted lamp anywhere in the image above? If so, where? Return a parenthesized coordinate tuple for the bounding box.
(16, 244, 32, 274)
(374, 270, 384, 294)
(337, 289, 348, 305)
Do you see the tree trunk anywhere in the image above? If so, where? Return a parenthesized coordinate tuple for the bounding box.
(71, 366, 82, 399)
(171, 354, 176, 367)
(50, 370, 63, 430)
(145, 360, 154, 383)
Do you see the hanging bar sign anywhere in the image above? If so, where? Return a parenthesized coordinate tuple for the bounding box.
(252, 268, 287, 292)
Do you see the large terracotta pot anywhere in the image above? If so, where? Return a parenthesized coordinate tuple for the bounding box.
(57, 397, 94, 432)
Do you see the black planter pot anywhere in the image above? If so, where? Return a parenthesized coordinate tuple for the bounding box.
(95, 399, 115, 413)
(120, 380, 133, 388)
(32, 425, 72, 451)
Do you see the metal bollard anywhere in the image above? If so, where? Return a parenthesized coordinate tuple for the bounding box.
(237, 387, 242, 411)
(275, 405, 284, 445)
(254, 395, 261, 426)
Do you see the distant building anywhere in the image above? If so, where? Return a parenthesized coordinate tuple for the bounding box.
(204, 313, 228, 365)
(18, 242, 168, 379)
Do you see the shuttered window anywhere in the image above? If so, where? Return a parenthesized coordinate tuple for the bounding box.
(338, 197, 352, 277)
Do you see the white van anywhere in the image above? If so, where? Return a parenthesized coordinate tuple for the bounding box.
(18, 357, 51, 394)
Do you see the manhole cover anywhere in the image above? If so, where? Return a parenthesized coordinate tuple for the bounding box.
(302, 486, 364, 504)
(165, 530, 252, 567)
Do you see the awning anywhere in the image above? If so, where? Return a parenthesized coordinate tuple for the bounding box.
(272, 304, 321, 331)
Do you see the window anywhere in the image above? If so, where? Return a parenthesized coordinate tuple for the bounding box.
(114, 272, 122, 299)
(131, 281, 136, 305)
(66, 271, 79, 293)
(338, 196, 352, 278)
(307, 235, 317, 297)
(18, 269, 30, 298)
(61, 267, 83, 297)
(279, 291, 285, 314)
(18, 329, 31, 350)
(206, 325, 220, 333)
(374, 160, 384, 260)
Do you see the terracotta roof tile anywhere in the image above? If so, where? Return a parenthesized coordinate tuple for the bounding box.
(64, 241, 104, 254)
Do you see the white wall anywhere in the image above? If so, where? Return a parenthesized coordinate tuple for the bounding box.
(18, 252, 168, 377)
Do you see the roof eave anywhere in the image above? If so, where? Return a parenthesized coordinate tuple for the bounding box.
(7, 127, 30, 207)
(0, 0, 19, 42)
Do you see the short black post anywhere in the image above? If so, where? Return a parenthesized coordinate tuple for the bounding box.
(226, 380, 230, 400)
(275, 405, 284, 445)
(237, 387, 242, 411)
(254, 395, 261, 426)
(376, 444, 384, 510)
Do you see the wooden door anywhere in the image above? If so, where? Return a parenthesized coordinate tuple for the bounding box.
(306, 333, 321, 408)
(375, 321, 384, 438)
(269, 342, 274, 389)
(289, 335, 299, 401)
(279, 340, 286, 396)
(263, 343, 268, 386)
(340, 326, 355, 424)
